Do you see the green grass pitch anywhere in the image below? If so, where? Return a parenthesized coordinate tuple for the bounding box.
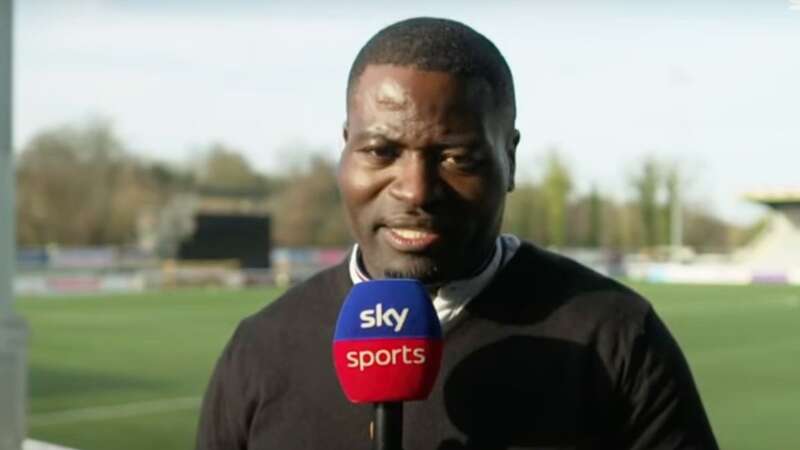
(17, 282, 800, 450)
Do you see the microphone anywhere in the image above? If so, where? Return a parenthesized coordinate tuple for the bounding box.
(333, 279, 443, 449)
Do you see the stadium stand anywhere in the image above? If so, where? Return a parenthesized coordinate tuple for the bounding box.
(737, 188, 800, 274)
(627, 187, 800, 285)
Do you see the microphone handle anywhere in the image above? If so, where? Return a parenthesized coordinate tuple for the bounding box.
(374, 402, 403, 450)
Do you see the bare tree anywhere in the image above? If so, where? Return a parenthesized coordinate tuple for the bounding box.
(193, 143, 266, 191)
(16, 119, 157, 246)
(629, 156, 664, 249)
(503, 182, 546, 244)
(269, 155, 350, 246)
(541, 149, 573, 248)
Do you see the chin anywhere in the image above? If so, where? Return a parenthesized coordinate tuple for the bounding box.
(382, 257, 443, 283)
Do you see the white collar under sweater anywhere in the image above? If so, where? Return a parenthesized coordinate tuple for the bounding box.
(348, 234, 520, 331)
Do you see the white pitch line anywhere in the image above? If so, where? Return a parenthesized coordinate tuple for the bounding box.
(29, 396, 202, 427)
(24, 439, 79, 450)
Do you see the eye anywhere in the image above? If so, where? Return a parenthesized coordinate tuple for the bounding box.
(441, 149, 483, 172)
(362, 145, 400, 164)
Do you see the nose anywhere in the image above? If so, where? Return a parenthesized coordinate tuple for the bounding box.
(388, 152, 440, 208)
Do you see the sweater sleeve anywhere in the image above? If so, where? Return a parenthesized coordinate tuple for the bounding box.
(196, 321, 260, 450)
(616, 307, 719, 450)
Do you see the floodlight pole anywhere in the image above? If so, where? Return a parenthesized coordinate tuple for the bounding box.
(669, 180, 683, 255)
(0, 1, 28, 449)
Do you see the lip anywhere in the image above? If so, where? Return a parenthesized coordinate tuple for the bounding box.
(381, 226, 441, 252)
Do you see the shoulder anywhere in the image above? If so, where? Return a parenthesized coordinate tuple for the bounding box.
(484, 241, 654, 341)
(207, 261, 351, 402)
(197, 262, 352, 446)
(216, 256, 351, 369)
(472, 242, 719, 446)
(239, 262, 352, 340)
(503, 242, 686, 382)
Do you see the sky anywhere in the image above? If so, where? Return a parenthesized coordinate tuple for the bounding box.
(13, 0, 800, 224)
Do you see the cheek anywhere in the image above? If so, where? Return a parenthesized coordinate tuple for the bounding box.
(474, 186, 507, 225)
(338, 156, 387, 221)
(445, 171, 506, 213)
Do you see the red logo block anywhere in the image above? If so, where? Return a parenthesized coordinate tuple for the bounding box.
(333, 338, 443, 403)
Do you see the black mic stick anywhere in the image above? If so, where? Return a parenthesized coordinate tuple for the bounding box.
(374, 402, 403, 450)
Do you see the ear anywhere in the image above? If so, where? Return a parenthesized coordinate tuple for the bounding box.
(342, 121, 349, 143)
(506, 129, 520, 192)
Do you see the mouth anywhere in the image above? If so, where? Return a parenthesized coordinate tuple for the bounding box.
(381, 226, 441, 252)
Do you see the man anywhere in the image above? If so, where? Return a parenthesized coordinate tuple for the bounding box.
(197, 17, 718, 450)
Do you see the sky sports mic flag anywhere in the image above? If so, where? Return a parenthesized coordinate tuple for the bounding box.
(333, 279, 443, 403)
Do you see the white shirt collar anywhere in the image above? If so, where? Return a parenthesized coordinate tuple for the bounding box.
(348, 234, 520, 331)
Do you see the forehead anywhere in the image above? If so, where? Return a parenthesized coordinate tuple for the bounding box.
(347, 65, 494, 133)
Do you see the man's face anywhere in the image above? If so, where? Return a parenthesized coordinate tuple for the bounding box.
(339, 64, 518, 284)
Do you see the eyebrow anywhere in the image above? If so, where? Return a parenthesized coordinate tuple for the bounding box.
(350, 130, 483, 148)
(350, 130, 396, 143)
(435, 134, 483, 147)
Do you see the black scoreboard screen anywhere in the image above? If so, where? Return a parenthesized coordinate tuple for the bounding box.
(178, 214, 271, 268)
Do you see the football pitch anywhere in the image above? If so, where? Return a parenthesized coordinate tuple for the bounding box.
(17, 282, 800, 450)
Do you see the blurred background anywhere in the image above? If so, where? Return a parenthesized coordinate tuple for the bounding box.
(5, 1, 799, 449)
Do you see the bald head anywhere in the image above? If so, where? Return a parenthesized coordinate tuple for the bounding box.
(346, 17, 516, 126)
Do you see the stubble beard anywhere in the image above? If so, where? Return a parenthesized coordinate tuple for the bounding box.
(367, 248, 445, 284)
(383, 261, 442, 283)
